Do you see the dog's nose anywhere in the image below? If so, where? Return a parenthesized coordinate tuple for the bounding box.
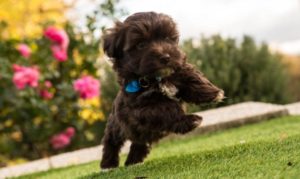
(160, 54, 170, 64)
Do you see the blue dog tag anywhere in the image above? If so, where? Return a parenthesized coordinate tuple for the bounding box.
(125, 80, 141, 93)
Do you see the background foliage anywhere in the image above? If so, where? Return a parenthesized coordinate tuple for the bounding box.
(0, 0, 120, 167)
(0, 0, 69, 39)
(182, 35, 294, 112)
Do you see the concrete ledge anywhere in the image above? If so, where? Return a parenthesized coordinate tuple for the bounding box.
(193, 102, 289, 134)
(0, 101, 293, 178)
(285, 102, 300, 115)
(49, 146, 103, 169)
(49, 141, 130, 169)
(0, 158, 50, 179)
(0, 142, 130, 178)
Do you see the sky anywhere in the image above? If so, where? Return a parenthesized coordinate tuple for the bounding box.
(72, 0, 300, 55)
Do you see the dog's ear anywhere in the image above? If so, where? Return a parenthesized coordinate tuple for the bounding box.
(103, 22, 126, 59)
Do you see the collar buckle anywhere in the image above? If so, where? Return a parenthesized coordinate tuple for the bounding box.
(138, 76, 150, 88)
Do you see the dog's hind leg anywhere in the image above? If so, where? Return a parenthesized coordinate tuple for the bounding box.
(100, 116, 125, 169)
(124, 143, 151, 166)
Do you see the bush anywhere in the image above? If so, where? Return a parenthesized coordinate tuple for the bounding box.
(0, 24, 104, 161)
(0, 1, 123, 164)
(182, 35, 293, 112)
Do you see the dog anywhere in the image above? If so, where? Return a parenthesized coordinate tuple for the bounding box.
(100, 12, 224, 169)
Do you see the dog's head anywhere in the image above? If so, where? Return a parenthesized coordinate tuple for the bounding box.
(103, 12, 184, 79)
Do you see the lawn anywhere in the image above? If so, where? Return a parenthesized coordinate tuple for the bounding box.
(17, 115, 300, 179)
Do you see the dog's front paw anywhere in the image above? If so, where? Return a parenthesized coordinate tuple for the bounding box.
(174, 114, 202, 134)
(213, 90, 225, 102)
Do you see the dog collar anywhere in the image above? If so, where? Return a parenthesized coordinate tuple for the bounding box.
(125, 77, 159, 93)
(125, 68, 175, 93)
(125, 80, 141, 93)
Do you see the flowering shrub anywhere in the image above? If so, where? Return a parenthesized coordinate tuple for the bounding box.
(0, 10, 119, 163)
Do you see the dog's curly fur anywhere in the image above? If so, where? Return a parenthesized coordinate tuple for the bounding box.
(100, 12, 224, 169)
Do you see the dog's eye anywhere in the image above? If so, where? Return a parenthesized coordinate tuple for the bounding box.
(136, 42, 147, 50)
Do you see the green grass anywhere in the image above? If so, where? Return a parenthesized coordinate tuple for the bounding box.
(18, 115, 300, 179)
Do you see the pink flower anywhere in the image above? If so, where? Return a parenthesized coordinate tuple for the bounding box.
(12, 64, 23, 72)
(73, 76, 100, 99)
(50, 134, 70, 150)
(51, 45, 68, 62)
(44, 26, 69, 62)
(12, 64, 40, 90)
(40, 90, 53, 100)
(65, 127, 75, 138)
(44, 26, 69, 50)
(44, 80, 52, 88)
(39, 81, 54, 100)
(50, 127, 76, 150)
(16, 44, 31, 58)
